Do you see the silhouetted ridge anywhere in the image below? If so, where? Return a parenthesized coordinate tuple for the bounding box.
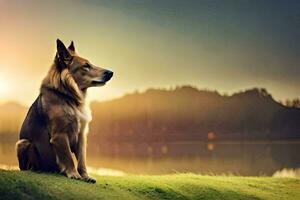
(0, 101, 27, 140)
(0, 87, 298, 142)
(89, 86, 300, 143)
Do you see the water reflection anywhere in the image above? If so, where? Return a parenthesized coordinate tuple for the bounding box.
(1, 140, 300, 176)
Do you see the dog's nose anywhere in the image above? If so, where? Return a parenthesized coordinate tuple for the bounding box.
(103, 70, 113, 81)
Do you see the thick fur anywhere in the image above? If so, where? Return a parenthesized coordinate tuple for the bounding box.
(16, 39, 113, 183)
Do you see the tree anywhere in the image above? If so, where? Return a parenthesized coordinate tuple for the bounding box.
(292, 98, 300, 108)
(285, 99, 292, 107)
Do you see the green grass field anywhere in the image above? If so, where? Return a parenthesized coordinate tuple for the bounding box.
(0, 170, 299, 200)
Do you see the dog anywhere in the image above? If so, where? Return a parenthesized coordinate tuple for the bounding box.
(16, 39, 113, 183)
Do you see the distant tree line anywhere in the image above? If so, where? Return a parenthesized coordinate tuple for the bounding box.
(88, 86, 300, 144)
(0, 86, 299, 144)
(282, 98, 300, 108)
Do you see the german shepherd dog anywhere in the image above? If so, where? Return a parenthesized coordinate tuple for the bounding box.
(16, 39, 113, 183)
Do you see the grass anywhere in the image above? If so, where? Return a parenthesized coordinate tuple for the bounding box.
(0, 170, 299, 200)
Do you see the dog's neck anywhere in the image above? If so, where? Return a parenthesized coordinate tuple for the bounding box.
(41, 64, 85, 106)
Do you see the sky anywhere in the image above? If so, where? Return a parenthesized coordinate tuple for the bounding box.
(0, 0, 299, 106)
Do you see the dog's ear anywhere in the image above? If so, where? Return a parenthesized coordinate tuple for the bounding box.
(56, 39, 71, 61)
(68, 41, 75, 52)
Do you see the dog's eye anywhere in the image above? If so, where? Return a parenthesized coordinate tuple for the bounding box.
(82, 64, 91, 71)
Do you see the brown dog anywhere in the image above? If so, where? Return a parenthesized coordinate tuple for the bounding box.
(16, 39, 113, 183)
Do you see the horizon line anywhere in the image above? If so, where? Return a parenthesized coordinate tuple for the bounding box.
(0, 85, 298, 107)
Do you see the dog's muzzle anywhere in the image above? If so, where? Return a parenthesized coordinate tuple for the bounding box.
(91, 70, 113, 86)
(102, 70, 113, 82)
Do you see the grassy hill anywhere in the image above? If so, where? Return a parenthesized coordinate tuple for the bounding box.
(0, 170, 299, 200)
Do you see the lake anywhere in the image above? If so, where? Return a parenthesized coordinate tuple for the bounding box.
(1, 140, 300, 176)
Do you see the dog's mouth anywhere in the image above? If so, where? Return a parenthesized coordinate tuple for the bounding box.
(91, 80, 106, 86)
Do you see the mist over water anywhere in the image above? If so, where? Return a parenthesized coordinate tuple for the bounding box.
(1, 139, 299, 176)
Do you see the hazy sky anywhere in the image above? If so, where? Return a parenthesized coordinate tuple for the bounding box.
(0, 0, 299, 106)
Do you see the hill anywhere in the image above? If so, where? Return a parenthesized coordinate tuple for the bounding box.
(0, 170, 299, 200)
(89, 86, 300, 143)
(0, 102, 27, 142)
(1, 86, 300, 143)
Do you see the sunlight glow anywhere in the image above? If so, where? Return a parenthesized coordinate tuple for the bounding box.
(87, 166, 126, 177)
(0, 75, 9, 97)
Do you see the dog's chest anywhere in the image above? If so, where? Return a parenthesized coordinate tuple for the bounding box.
(64, 105, 92, 148)
(75, 105, 92, 133)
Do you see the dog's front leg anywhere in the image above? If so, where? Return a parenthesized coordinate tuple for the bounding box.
(75, 132, 96, 183)
(50, 134, 82, 180)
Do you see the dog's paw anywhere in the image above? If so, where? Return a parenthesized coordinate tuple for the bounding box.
(82, 176, 96, 184)
(66, 171, 82, 180)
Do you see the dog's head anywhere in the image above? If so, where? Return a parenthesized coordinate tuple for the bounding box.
(55, 39, 113, 90)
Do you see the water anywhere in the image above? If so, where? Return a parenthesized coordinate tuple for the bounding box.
(1, 140, 300, 176)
